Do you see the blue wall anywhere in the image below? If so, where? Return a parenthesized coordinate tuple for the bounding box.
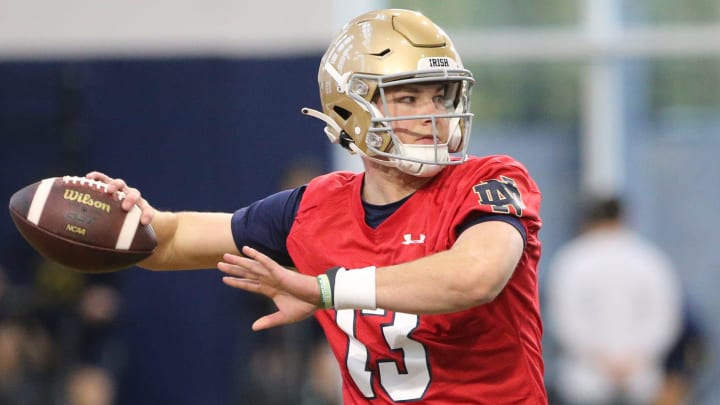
(0, 56, 329, 405)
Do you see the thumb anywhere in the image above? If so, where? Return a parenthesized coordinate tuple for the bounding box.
(251, 312, 287, 331)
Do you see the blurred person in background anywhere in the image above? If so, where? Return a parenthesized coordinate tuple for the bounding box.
(0, 317, 57, 405)
(0, 260, 124, 405)
(0, 319, 40, 405)
(31, 260, 125, 404)
(70, 282, 125, 376)
(0, 264, 58, 405)
(545, 195, 684, 405)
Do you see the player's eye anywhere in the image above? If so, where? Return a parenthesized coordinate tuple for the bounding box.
(392, 95, 416, 104)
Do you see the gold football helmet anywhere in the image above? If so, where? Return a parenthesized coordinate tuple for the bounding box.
(302, 9, 475, 177)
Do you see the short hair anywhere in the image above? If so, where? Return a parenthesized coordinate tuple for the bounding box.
(582, 195, 624, 224)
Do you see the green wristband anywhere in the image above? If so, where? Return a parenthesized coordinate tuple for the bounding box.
(316, 274, 333, 309)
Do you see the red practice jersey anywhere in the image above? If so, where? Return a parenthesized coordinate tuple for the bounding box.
(286, 155, 546, 404)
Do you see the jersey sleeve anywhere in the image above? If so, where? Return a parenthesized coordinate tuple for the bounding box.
(457, 214, 526, 244)
(454, 155, 542, 243)
(230, 186, 305, 267)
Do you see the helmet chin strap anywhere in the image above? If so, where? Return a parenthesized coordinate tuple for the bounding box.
(364, 143, 447, 177)
(392, 144, 447, 177)
(397, 160, 445, 177)
(363, 151, 445, 177)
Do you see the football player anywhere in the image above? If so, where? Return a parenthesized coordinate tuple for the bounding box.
(90, 9, 547, 404)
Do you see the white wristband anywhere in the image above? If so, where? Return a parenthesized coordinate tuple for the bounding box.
(333, 266, 377, 310)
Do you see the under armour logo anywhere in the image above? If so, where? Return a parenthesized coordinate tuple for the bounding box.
(402, 234, 426, 245)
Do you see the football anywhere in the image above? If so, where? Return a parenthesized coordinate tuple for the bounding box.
(8, 176, 157, 273)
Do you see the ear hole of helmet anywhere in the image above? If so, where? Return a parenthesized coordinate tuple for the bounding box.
(333, 106, 352, 121)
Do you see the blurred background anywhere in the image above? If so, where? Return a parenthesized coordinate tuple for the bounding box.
(0, 0, 718, 404)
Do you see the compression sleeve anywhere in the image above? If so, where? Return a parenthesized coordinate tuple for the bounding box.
(231, 186, 305, 267)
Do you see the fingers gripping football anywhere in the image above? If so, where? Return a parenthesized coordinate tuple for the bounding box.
(85, 171, 154, 225)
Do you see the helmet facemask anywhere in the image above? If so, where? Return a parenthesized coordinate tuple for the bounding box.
(353, 71, 474, 177)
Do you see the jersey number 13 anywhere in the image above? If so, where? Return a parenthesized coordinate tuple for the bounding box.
(336, 309, 431, 401)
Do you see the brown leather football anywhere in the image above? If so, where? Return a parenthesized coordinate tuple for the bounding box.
(8, 176, 157, 273)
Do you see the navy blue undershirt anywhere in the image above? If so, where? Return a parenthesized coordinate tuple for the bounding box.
(231, 185, 526, 267)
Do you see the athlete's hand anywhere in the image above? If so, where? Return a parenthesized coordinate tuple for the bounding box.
(85, 171, 155, 225)
(218, 246, 320, 331)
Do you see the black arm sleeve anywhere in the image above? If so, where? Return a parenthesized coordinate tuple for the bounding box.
(456, 213, 527, 246)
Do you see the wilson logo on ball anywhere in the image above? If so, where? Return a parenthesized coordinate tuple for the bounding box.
(63, 189, 112, 213)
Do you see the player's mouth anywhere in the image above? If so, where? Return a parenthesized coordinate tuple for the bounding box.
(415, 135, 439, 144)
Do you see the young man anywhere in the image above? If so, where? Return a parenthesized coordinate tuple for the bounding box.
(545, 196, 683, 404)
(90, 9, 546, 404)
